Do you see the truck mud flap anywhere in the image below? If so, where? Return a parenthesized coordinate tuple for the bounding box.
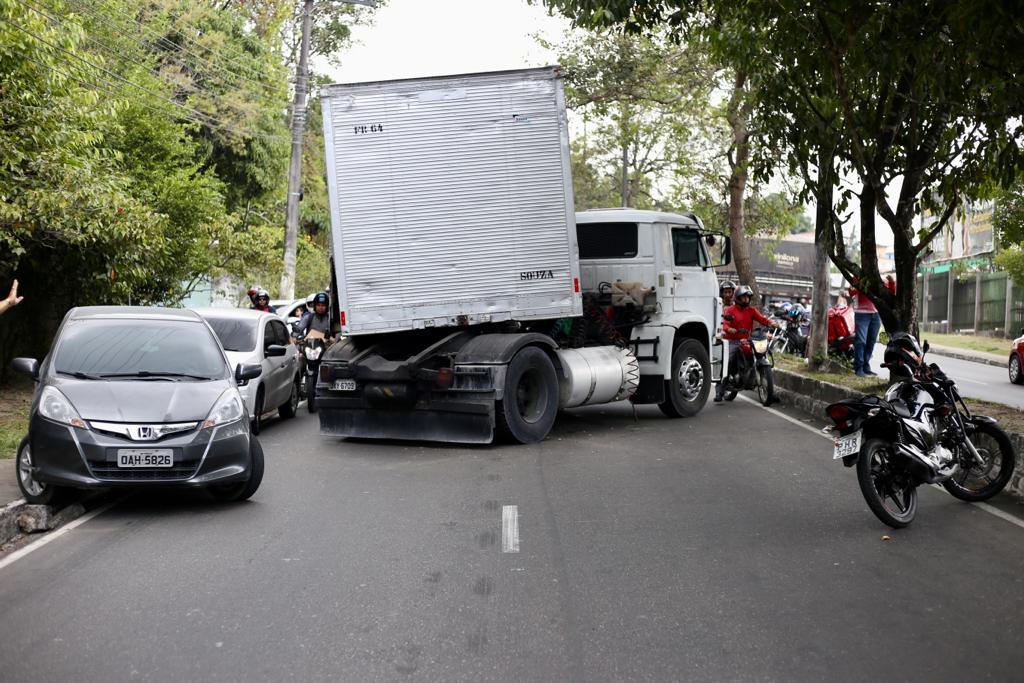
(318, 404, 494, 445)
(630, 375, 665, 404)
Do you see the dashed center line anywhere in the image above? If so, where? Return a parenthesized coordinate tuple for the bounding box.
(502, 505, 519, 553)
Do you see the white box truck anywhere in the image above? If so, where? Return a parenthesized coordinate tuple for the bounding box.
(316, 67, 731, 444)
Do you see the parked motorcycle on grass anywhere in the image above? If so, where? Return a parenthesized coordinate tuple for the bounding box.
(720, 317, 776, 406)
(826, 333, 1016, 528)
(770, 305, 809, 357)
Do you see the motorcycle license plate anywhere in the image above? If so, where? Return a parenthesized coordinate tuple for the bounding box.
(833, 431, 862, 459)
(332, 379, 357, 391)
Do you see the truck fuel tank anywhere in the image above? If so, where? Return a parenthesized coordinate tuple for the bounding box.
(555, 346, 639, 409)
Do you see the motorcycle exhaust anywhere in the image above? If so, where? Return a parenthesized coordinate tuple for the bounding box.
(892, 444, 941, 485)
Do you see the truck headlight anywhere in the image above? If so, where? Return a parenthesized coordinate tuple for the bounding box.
(203, 389, 245, 429)
(38, 386, 87, 428)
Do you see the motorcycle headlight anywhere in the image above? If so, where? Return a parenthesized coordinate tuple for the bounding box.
(753, 339, 769, 354)
(304, 346, 322, 361)
(203, 389, 245, 429)
(38, 386, 87, 428)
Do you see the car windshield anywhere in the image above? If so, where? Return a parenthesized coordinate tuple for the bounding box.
(53, 319, 228, 380)
(203, 316, 257, 352)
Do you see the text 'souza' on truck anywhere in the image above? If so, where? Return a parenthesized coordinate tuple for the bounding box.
(316, 66, 732, 445)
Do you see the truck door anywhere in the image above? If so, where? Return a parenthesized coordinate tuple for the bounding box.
(666, 225, 718, 327)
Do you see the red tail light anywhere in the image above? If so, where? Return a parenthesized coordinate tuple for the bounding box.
(827, 404, 850, 423)
(573, 277, 580, 293)
(436, 367, 454, 389)
(340, 311, 346, 326)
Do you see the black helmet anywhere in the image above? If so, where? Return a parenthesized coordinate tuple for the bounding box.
(719, 279, 736, 294)
(312, 291, 329, 307)
(884, 332, 923, 378)
(734, 285, 753, 307)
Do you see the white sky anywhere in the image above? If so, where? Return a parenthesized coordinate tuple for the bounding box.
(316, 0, 895, 247)
(320, 0, 570, 83)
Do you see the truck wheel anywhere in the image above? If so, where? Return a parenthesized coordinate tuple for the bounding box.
(659, 339, 711, 418)
(495, 346, 558, 444)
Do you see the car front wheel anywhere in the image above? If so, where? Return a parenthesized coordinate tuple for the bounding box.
(1010, 354, 1023, 385)
(16, 437, 68, 506)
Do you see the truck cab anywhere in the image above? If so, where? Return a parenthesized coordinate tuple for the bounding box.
(576, 209, 730, 416)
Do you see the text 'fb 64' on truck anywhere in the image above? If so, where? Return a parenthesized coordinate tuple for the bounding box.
(316, 66, 732, 445)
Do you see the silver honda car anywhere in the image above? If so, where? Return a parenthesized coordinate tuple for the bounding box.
(11, 307, 265, 505)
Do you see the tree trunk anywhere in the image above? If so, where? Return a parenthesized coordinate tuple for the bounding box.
(807, 151, 836, 371)
(620, 140, 630, 207)
(725, 71, 758, 303)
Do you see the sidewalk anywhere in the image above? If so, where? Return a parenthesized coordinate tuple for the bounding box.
(928, 343, 1005, 368)
(0, 459, 21, 507)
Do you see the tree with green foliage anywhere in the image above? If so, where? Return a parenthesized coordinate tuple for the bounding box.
(540, 0, 1024, 337)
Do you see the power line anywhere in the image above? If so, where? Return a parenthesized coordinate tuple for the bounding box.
(0, 16, 290, 143)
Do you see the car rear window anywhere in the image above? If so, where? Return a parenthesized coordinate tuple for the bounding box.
(203, 317, 257, 352)
(576, 222, 639, 259)
(54, 319, 228, 379)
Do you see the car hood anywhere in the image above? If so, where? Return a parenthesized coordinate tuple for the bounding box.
(53, 377, 234, 423)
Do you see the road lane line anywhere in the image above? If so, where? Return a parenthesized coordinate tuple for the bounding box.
(0, 500, 118, 572)
(737, 395, 831, 441)
(739, 395, 1024, 530)
(502, 505, 519, 553)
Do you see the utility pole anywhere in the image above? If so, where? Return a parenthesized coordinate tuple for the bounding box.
(279, 0, 315, 301)
(280, 0, 376, 300)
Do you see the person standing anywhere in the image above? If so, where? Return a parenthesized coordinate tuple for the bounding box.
(0, 280, 23, 316)
(849, 278, 882, 377)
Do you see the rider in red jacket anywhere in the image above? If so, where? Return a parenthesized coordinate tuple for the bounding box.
(716, 285, 778, 402)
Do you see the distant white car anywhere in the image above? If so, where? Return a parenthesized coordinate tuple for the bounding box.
(270, 297, 310, 327)
(194, 308, 300, 434)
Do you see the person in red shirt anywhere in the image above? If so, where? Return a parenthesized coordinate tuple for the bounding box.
(715, 285, 779, 402)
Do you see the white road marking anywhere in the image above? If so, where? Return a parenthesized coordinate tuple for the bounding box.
(0, 500, 118, 572)
(956, 377, 986, 385)
(738, 394, 1024, 530)
(502, 505, 519, 553)
(737, 395, 831, 441)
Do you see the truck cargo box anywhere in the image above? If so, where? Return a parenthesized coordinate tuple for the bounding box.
(321, 67, 581, 336)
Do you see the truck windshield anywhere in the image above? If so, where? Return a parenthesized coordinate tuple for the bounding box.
(577, 223, 638, 259)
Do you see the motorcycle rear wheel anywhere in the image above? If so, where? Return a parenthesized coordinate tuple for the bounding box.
(942, 422, 1016, 502)
(856, 438, 918, 528)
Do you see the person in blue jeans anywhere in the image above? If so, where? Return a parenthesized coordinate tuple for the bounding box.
(849, 279, 881, 377)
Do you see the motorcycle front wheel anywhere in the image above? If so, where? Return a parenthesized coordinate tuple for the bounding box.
(756, 366, 775, 406)
(856, 438, 918, 528)
(942, 421, 1016, 502)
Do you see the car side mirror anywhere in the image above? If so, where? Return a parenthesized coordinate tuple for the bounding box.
(265, 344, 287, 358)
(236, 363, 262, 382)
(11, 357, 39, 380)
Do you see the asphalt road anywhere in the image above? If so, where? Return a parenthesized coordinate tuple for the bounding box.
(1, 401, 1023, 682)
(867, 345, 1024, 409)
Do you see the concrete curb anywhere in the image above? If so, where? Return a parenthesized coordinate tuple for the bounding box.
(772, 369, 1024, 497)
(0, 497, 89, 548)
(928, 345, 1005, 369)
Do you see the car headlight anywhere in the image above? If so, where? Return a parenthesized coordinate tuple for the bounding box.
(38, 386, 87, 428)
(203, 389, 246, 429)
(753, 339, 769, 354)
(304, 346, 322, 361)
